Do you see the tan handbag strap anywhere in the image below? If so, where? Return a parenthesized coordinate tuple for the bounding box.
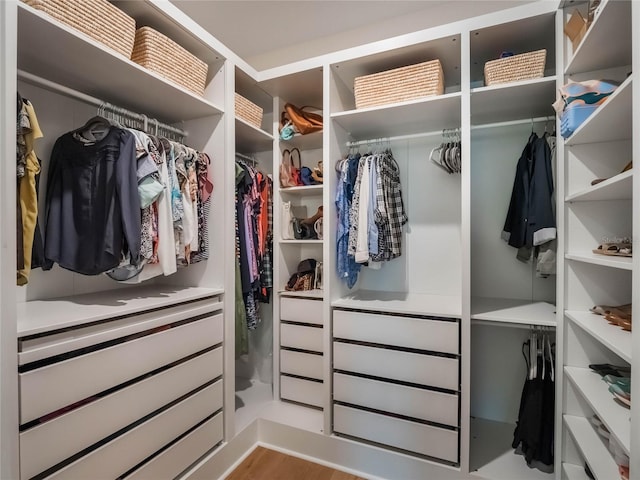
(290, 148, 301, 169)
(281, 148, 291, 166)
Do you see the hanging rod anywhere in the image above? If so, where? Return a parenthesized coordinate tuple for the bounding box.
(17, 69, 186, 137)
(471, 116, 554, 131)
(471, 319, 557, 330)
(346, 130, 448, 147)
(235, 152, 257, 164)
(345, 115, 555, 147)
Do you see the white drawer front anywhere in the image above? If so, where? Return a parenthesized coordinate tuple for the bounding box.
(20, 313, 223, 424)
(20, 347, 222, 480)
(334, 342, 458, 391)
(333, 310, 458, 354)
(280, 375, 323, 408)
(46, 380, 223, 480)
(280, 350, 323, 380)
(124, 411, 223, 480)
(281, 297, 323, 325)
(280, 323, 323, 353)
(19, 300, 221, 365)
(334, 405, 458, 463)
(333, 373, 458, 427)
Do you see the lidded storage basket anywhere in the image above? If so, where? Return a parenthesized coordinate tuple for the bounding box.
(484, 49, 547, 86)
(235, 93, 264, 129)
(131, 26, 208, 96)
(354, 59, 444, 109)
(22, 0, 136, 58)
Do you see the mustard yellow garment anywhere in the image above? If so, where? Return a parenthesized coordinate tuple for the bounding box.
(17, 101, 43, 286)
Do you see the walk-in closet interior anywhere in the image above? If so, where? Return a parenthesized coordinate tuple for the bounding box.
(1, 0, 638, 479)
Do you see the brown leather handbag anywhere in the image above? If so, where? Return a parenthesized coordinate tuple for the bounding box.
(280, 103, 323, 135)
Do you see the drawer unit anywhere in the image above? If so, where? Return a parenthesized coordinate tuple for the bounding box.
(20, 313, 223, 424)
(334, 404, 458, 463)
(46, 380, 223, 479)
(20, 347, 222, 480)
(124, 411, 223, 480)
(280, 375, 323, 408)
(333, 341, 459, 391)
(333, 309, 459, 355)
(334, 373, 458, 427)
(280, 323, 323, 353)
(280, 350, 323, 380)
(280, 297, 323, 325)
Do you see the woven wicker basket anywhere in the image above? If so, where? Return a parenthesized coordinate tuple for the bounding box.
(484, 49, 547, 86)
(22, 0, 135, 58)
(354, 59, 444, 109)
(235, 93, 263, 129)
(131, 26, 208, 96)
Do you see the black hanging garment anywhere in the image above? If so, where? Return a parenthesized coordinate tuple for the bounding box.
(512, 339, 555, 471)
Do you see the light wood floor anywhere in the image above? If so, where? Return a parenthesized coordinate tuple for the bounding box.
(225, 446, 366, 480)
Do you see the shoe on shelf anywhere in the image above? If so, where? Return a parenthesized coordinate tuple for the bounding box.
(591, 161, 632, 186)
(589, 415, 611, 439)
(619, 465, 630, 480)
(590, 303, 632, 317)
(589, 363, 631, 377)
(603, 375, 631, 388)
(593, 242, 632, 257)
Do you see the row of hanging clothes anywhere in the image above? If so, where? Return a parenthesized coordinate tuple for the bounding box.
(235, 153, 273, 357)
(20, 99, 214, 285)
(512, 326, 555, 473)
(335, 142, 408, 289)
(502, 120, 557, 277)
(429, 128, 462, 174)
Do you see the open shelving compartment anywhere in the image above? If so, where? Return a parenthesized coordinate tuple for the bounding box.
(468, 8, 558, 480)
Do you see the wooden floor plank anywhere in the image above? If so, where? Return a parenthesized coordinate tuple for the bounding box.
(226, 446, 365, 480)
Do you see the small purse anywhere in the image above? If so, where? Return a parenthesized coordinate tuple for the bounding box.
(290, 148, 303, 186)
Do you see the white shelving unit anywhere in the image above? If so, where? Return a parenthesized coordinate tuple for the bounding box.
(560, 1, 634, 478)
(471, 297, 556, 327)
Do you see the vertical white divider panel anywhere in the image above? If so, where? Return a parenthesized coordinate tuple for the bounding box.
(459, 28, 471, 475)
(271, 95, 282, 403)
(631, 2, 640, 479)
(322, 64, 332, 435)
(554, 8, 566, 479)
(0, 2, 18, 478)
(224, 62, 237, 441)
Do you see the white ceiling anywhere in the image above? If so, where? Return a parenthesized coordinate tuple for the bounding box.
(170, 1, 539, 70)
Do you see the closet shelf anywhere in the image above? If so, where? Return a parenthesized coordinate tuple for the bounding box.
(330, 93, 462, 139)
(236, 117, 273, 152)
(565, 170, 633, 202)
(470, 76, 557, 125)
(18, 3, 223, 123)
(471, 297, 556, 327)
(280, 131, 323, 150)
(565, 76, 632, 146)
(565, 367, 630, 455)
(566, 311, 631, 363)
(565, 0, 632, 75)
(279, 289, 324, 299)
(565, 253, 633, 271)
(279, 185, 323, 196)
(17, 285, 224, 337)
(332, 291, 461, 318)
(562, 463, 592, 480)
(564, 415, 619, 480)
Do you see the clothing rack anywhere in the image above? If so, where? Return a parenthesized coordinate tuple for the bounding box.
(17, 69, 186, 141)
(235, 152, 257, 165)
(345, 116, 555, 147)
